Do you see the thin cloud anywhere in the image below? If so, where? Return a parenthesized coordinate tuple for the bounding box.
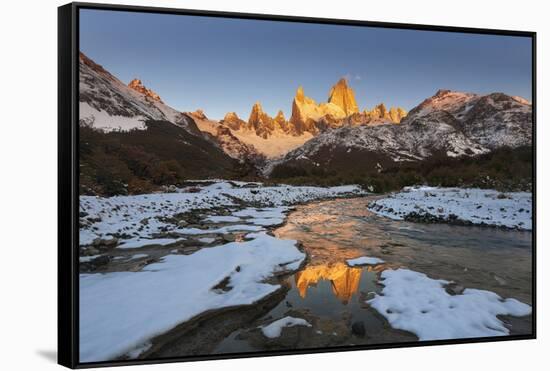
(343, 73, 362, 81)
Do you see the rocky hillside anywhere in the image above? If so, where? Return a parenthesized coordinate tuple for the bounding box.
(403, 89, 532, 149)
(79, 52, 198, 134)
(78, 51, 532, 193)
(78, 53, 257, 195)
(213, 78, 406, 157)
(187, 110, 263, 163)
(270, 89, 532, 182)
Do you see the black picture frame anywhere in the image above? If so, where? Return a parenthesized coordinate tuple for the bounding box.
(58, 2, 537, 369)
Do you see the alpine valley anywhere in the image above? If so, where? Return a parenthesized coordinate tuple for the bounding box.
(78, 52, 533, 196)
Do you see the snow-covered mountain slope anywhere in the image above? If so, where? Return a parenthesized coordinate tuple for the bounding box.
(79, 52, 198, 134)
(403, 90, 532, 149)
(460, 93, 532, 149)
(403, 90, 480, 123)
(274, 110, 489, 169)
(79, 53, 267, 164)
(271, 89, 532, 174)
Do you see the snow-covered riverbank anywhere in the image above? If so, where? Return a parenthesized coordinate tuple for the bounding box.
(78, 183, 533, 362)
(367, 267, 532, 340)
(79, 181, 364, 247)
(368, 186, 532, 230)
(79, 181, 364, 361)
(80, 232, 305, 362)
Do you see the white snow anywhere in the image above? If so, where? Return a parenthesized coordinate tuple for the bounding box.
(118, 238, 186, 249)
(250, 217, 285, 226)
(79, 102, 147, 132)
(367, 268, 532, 341)
(129, 254, 149, 260)
(80, 232, 305, 362)
(78, 181, 363, 361)
(205, 215, 242, 223)
(198, 237, 216, 244)
(347, 256, 385, 266)
(125, 342, 152, 359)
(276, 116, 489, 166)
(79, 181, 363, 247)
(260, 316, 312, 338)
(368, 186, 532, 230)
(79, 255, 101, 263)
(177, 224, 264, 235)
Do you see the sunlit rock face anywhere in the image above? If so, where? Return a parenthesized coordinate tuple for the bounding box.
(221, 112, 247, 131)
(247, 102, 276, 139)
(185, 110, 261, 162)
(188, 109, 207, 121)
(328, 78, 360, 116)
(273, 110, 289, 132)
(127, 78, 163, 103)
(289, 86, 347, 135)
(294, 263, 362, 304)
(289, 79, 406, 134)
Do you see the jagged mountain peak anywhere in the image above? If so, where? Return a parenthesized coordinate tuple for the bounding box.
(128, 78, 163, 103)
(247, 101, 276, 139)
(223, 111, 241, 121)
(295, 86, 306, 103)
(274, 110, 286, 121)
(79, 52, 111, 77)
(248, 101, 268, 123)
(79, 52, 191, 133)
(328, 78, 359, 115)
(189, 109, 207, 120)
(512, 96, 531, 105)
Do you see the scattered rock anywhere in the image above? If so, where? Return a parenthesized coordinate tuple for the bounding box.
(92, 237, 119, 249)
(351, 321, 366, 338)
(445, 282, 465, 295)
(222, 234, 236, 242)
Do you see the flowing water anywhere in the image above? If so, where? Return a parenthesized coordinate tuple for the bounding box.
(214, 197, 532, 354)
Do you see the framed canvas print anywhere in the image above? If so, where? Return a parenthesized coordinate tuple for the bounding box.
(58, 2, 536, 368)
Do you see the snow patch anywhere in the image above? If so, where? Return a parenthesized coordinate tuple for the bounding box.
(368, 187, 532, 230)
(347, 256, 385, 266)
(367, 268, 531, 341)
(260, 316, 312, 338)
(80, 232, 305, 362)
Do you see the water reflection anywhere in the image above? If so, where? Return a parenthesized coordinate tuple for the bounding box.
(213, 197, 532, 354)
(277, 197, 532, 304)
(295, 263, 362, 304)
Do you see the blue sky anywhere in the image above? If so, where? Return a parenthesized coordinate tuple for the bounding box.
(80, 9, 532, 120)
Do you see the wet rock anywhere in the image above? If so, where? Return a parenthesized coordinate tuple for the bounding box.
(445, 282, 465, 295)
(92, 237, 119, 249)
(177, 220, 188, 227)
(161, 185, 178, 193)
(88, 247, 101, 255)
(351, 321, 366, 338)
(93, 255, 111, 266)
(183, 187, 201, 193)
(222, 234, 236, 242)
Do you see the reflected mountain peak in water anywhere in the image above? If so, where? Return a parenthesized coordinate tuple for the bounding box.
(294, 263, 362, 304)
